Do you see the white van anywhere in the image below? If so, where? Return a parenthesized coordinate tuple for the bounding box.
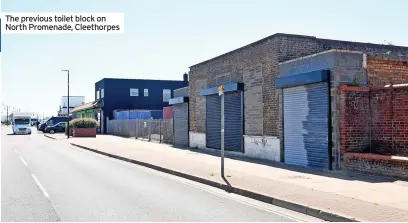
(11, 113, 32, 135)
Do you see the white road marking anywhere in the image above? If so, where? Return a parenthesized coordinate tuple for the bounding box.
(13, 148, 20, 155)
(67, 144, 322, 222)
(31, 174, 50, 198)
(14, 148, 28, 166)
(19, 156, 28, 166)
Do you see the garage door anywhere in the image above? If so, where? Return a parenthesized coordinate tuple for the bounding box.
(173, 103, 189, 146)
(283, 82, 329, 168)
(224, 92, 243, 152)
(206, 95, 221, 149)
(206, 92, 242, 152)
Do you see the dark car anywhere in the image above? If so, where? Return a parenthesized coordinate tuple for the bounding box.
(39, 116, 72, 132)
(38, 122, 48, 132)
(44, 122, 67, 134)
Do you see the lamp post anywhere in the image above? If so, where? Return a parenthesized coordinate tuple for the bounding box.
(62, 69, 70, 138)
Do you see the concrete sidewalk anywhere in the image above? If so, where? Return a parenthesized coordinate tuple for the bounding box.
(46, 134, 408, 222)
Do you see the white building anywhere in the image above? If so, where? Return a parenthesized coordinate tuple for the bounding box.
(58, 96, 85, 115)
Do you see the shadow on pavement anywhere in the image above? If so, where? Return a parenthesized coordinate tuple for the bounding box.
(167, 144, 402, 184)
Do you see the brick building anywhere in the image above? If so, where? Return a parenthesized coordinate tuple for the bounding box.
(188, 33, 408, 167)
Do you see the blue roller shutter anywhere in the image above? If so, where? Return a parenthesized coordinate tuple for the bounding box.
(224, 92, 243, 152)
(283, 82, 329, 168)
(206, 95, 221, 149)
(173, 103, 189, 147)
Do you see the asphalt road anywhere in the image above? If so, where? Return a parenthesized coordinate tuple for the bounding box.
(1, 127, 322, 222)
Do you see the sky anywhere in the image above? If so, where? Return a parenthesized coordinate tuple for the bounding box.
(1, 0, 407, 117)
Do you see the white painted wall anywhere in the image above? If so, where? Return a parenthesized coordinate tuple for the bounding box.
(244, 135, 280, 162)
(189, 132, 206, 149)
(189, 132, 281, 162)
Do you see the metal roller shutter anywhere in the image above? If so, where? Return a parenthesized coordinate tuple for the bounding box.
(206, 95, 221, 149)
(173, 103, 189, 147)
(224, 92, 243, 152)
(283, 82, 329, 168)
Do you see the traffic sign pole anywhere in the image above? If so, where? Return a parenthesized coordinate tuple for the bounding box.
(219, 85, 225, 177)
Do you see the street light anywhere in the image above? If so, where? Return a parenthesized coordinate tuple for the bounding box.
(62, 69, 70, 138)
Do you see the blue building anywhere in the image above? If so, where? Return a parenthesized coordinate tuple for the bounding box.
(94, 74, 188, 133)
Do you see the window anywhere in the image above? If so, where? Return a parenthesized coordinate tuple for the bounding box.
(101, 89, 104, 98)
(130, 88, 139, 97)
(15, 119, 30, 124)
(144, 89, 149, 97)
(96, 90, 100, 99)
(163, 89, 171, 102)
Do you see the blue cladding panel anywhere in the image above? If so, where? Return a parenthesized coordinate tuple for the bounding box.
(114, 110, 163, 120)
(283, 82, 329, 169)
(116, 111, 130, 120)
(224, 92, 242, 152)
(129, 111, 150, 119)
(150, 110, 163, 119)
(275, 70, 329, 89)
(206, 95, 221, 149)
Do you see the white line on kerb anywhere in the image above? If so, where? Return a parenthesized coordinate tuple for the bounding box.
(31, 174, 49, 198)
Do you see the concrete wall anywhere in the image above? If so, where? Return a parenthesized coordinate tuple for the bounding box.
(174, 86, 189, 98)
(244, 135, 280, 161)
(189, 132, 206, 149)
(189, 132, 280, 162)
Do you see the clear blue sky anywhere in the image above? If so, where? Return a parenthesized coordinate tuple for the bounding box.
(2, 0, 407, 117)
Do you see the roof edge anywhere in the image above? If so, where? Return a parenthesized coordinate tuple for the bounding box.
(189, 33, 408, 69)
(190, 33, 316, 68)
(279, 50, 363, 65)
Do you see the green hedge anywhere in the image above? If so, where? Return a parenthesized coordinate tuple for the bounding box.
(70, 118, 99, 129)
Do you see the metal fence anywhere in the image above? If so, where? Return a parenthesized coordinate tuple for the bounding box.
(107, 119, 173, 144)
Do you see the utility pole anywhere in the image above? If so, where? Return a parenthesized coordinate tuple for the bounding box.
(62, 69, 70, 138)
(6, 106, 8, 126)
(218, 85, 225, 177)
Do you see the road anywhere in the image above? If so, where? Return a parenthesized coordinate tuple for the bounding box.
(1, 126, 322, 222)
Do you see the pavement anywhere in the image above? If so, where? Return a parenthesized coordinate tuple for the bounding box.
(44, 132, 408, 222)
(1, 127, 321, 222)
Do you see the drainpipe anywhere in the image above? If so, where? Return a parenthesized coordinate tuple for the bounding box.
(327, 71, 333, 170)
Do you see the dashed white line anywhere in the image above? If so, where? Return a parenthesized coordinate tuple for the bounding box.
(13, 148, 20, 155)
(14, 148, 28, 166)
(19, 156, 28, 166)
(31, 174, 49, 198)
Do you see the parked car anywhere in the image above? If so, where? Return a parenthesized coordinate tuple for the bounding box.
(38, 116, 72, 132)
(44, 122, 67, 134)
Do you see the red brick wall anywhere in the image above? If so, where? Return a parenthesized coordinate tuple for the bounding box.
(339, 86, 371, 158)
(343, 153, 408, 179)
(340, 86, 408, 158)
(391, 87, 408, 156)
(367, 58, 408, 86)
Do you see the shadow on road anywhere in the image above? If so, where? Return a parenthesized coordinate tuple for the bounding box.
(222, 175, 233, 193)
